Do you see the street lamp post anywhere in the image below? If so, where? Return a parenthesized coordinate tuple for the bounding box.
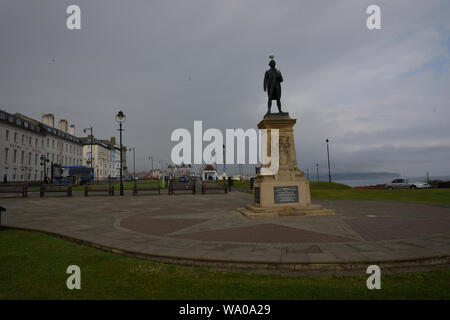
(148, 156, 154, 178)
(159, 159, 164, 186)
(212, 150, 217, 172)
(129, 147, 136, 181)
(83, 127, 93, 168)
(40, 155, 49, 184)
(326, 139, 332, 183)
(316, 162, 319, 182)
(222, 144, 226, 174)
(115, 111, 126, 196)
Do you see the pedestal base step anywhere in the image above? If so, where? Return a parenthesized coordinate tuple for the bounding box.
(237, 204, 335, 218)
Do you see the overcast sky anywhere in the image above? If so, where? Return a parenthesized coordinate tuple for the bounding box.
(1, 0, 449, 177)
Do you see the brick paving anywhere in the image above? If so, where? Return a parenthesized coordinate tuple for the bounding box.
(1, 191, 450, 272)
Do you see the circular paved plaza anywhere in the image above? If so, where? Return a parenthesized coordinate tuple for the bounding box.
(2, 191, 450, 273)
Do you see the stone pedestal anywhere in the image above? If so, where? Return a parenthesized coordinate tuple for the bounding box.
(238, 113, 334, 218)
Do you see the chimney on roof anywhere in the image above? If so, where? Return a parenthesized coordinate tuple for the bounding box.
(42, 114, 55, 128)
(58, 119, 68, 132)
(69, 125, 75, 136)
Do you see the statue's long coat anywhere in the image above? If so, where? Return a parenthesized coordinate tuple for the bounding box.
(264, 68, 283, 100)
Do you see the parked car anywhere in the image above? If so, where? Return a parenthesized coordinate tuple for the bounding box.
(386, 179, 431, 189)
(178, 176, 189, 183)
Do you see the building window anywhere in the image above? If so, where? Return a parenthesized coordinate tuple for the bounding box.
(4, 148, 8, 162)
(35, 154, 38, 165)
(22, 135, 25, 144)
(41, 140, 44, 148)
(52, 140, 55, 148)
(21, 151, 24, 164)
(14, 132, 17, 142)
(47, 139, 49, 147)
(13, 150, 17, 163)
(35, 138, 38, 147)
(28, 152, 31, 165)
(5, 130, 9, 141)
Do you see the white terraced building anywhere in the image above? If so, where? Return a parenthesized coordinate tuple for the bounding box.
(0, 110, 83, 182)
(80, 136, 126, 180)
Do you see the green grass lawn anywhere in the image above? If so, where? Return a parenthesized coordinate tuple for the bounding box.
(0, 229, 449, 299)
(234, 180, 450, 205)
(309, 182, 450, 205)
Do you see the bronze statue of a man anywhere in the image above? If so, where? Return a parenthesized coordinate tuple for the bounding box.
(264, 58, 283, 114)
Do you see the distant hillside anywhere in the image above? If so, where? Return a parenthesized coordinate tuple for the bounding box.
(330, 172, 401, 181)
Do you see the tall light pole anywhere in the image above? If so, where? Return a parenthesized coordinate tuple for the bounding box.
(115, 111, 126, 196)
(326, 139, 332, 183)
(316, 162, 319, 182)
(40, 155, 49, 183)
(83, 127, 93, 168)
(212, 150, 217, 172)
(158, 159, 164, 186)
(222, 144, 226, 175)
(129, 147, 135, 181)
(148, 156, 154, 178)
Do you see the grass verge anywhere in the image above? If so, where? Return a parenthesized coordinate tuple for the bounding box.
(309, 182, 450, 204)
(1, 229, 449, 300)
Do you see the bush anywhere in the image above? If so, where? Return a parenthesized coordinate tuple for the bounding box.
(428, 180, 450, 188)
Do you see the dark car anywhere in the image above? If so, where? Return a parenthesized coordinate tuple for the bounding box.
(178, 176, 189, 183)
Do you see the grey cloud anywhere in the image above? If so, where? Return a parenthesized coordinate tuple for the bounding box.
(0, 0, 449, 176)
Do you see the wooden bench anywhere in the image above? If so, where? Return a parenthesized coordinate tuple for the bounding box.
(168, 181, 196, 195)
(0, 206, 5, 228)
(201, 182, 228, 194)
(84, 182, 114, 196)
(133, 181, 160, 196)
(40, 184, 72, 197)
(0, 184, 28, 197)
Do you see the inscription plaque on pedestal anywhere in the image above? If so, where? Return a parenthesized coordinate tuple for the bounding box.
(274, 186, 299, 204)
(254, 187, 260, 204)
